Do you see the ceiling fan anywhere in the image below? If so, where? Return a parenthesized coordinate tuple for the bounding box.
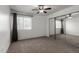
(32, 5, 52, 14)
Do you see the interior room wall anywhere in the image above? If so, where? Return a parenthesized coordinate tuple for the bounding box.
(66, 13, 79, 36)
(0, 5, 10, 52)
(49, 19, 54, 35)
(48, 5, 79, 36)
(18, 15, 47, 40)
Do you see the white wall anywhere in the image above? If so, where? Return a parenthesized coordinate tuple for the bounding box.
(49, 19, 54, 35)
(18, 15, 47, 40)
(0, 5, 10, 52)
(66, 14, 79, 36)
(48, 5, 79, 36)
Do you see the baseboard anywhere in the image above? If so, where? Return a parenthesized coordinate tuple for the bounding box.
(19, 36, 48, 41)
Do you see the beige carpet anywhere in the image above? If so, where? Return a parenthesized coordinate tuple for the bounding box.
(7, 35, 79, 53)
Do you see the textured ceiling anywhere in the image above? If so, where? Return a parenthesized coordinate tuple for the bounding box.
(10, 5, 73, 16)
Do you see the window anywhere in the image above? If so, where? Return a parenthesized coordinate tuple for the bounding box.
(17, 15, 32, 30)
(56, 20, 61, 28)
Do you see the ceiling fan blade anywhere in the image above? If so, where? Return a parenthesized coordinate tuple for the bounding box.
(37, 12, 39, 14)
(32, 9, 38, 11)
(44, 8, 51, 10)
(43, 11, 47, 13)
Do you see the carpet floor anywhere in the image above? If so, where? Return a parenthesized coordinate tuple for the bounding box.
(7, 35, 79, 53)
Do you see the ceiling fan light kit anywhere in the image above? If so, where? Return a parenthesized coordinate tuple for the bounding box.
(39, 10, 44, 13)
